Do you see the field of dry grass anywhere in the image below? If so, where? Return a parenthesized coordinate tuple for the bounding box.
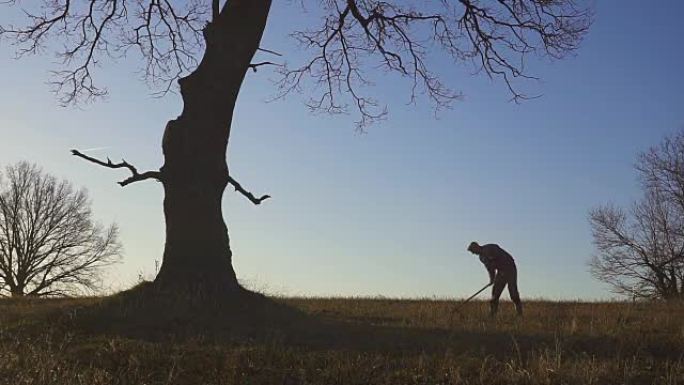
(1, 291, 683, 384)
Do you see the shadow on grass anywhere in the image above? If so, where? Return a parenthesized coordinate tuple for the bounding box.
(26, 283, 669, 361)
(3, 284, 680, 361)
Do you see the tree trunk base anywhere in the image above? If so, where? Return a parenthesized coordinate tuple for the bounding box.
(73, 280, 313, 342)
(152, 269, 241, 301)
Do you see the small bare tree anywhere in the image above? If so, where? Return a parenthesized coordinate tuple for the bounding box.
(0, 162, 121, 297)
(590, 132, 684, 300)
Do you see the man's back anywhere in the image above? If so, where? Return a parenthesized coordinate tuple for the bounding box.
(479, 244, 516, 271)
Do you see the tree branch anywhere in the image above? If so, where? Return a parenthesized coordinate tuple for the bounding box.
(248, 61, 279, 72)
(226, 174, 270, 205)
(0, 0, 208, 104)
(278, 0, 590, 129)
(212, 0, 220, 22)
(257, 47, 283, 57)
(71, 149, 162, 187)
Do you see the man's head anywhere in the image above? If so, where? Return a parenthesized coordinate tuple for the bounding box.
(467, 241, 482, 255)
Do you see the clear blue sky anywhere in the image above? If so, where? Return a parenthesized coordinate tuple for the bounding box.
(0, 1, 682, 299)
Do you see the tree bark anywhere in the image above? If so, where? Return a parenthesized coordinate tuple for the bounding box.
(153, 0, 272, 296)
(10, 282, 24, 297)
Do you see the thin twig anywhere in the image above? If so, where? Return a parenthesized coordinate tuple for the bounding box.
(257, 47, 283, 57)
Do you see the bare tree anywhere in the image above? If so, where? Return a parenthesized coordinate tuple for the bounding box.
(0, 162, 121, 297)
(0, 1, 592, 298)
(590, 132, 684, 300)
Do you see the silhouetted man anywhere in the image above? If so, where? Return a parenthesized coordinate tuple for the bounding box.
(467, 241, 523, 316)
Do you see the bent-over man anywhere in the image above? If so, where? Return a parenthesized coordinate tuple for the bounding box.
(467, 241, 523, 316)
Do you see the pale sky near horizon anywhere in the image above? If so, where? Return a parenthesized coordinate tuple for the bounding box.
(0, 1, 682, 300)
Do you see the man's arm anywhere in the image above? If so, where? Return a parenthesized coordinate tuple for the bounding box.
(479, 254, 497, 284)
(484, 263, 496, 285)
(478, 251, 497, 284)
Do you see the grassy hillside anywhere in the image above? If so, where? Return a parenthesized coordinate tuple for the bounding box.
(1, 292, 683, 384)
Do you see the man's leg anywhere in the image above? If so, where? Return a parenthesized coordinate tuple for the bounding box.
(508, 273, 523, 316)
(490, 276, 506, 317)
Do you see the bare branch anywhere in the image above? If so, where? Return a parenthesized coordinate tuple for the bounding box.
(0, 0, 208, 104)
(278, 0, 591, 128)
(212, 0, 220, 22)
(257, 47, 283, 57)
(71, 149, 162, 187)
(2, 0, 590, 125)
(248, 61, 279, 73)
(226, 174, 270, 205)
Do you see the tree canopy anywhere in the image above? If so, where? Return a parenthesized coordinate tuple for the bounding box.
(590, 132, 684, 300)
(0, 0, 591, 127)
(0, 162, 121, 297)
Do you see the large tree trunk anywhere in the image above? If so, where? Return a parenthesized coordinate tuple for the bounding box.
(153, 0, 272, 296)
(10, 287, 24, 297)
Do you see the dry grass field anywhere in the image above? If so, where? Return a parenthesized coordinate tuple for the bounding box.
(1, 288, 683, 384)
